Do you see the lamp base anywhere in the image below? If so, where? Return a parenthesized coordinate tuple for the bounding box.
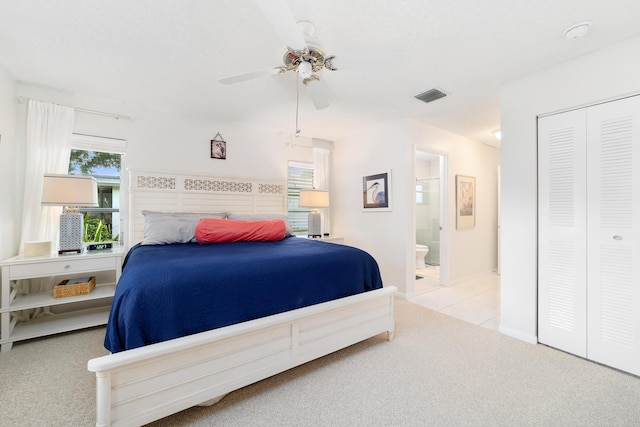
(59, 248, 82, 255)
(59, 208, 84, 255)
(307, 211, 322, 238)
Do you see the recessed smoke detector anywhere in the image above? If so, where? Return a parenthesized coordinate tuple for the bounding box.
(563, 20, 592, 39)
(414, 88, 448, 104)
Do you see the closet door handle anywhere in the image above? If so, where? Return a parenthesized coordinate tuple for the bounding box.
(613, 235, 623, 240)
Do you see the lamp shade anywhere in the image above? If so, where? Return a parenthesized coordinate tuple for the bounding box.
(298, 189, 329, 208)
(41, 174, 99, 207)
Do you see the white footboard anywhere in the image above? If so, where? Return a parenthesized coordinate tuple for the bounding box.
(88, 286, 396, 427)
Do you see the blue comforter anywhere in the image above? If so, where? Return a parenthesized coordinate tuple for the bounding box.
(104, 237, 383, 352)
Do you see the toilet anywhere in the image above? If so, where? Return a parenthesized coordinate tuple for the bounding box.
(416, 244, 430, 269)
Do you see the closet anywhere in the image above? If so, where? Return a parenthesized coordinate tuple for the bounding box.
(538, 95, 640, 375)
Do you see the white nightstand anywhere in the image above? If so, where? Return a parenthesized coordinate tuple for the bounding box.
(0, 247, 125, 352)
(297, 235, 345, 244)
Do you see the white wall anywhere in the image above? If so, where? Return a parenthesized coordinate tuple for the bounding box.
(333, 119, 410, 293)
(500, 34, 640, 343)
(0, 67, 17, 261)
(333, 118, 499, 297)
(16, 83, 313, 179)
(6, 83, 313, 256)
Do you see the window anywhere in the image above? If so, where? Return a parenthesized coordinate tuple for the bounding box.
(287, 161, 314, 235)
(68, 134, 126, 243)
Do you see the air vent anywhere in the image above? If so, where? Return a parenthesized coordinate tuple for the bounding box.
(414, 88, 448, 104)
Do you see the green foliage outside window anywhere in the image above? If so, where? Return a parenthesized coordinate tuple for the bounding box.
(70, 149, 121, 243)
(83, 214, 119, 243)
(69, 150, 120, 175)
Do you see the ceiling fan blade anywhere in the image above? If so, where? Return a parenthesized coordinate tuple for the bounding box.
(218, 68, 281, 85)
(326, 50, 404, 71)
(304, 78, 330, 110)
(254, 0, 307, 51)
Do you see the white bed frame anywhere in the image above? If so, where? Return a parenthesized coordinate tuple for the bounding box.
(87, 170, 396, 427)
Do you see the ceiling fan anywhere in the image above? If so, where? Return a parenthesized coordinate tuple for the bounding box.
(218, 0, 403, 111)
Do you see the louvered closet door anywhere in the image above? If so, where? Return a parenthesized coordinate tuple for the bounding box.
(538, 109, 588, 357)
(586, 95, 640, 375)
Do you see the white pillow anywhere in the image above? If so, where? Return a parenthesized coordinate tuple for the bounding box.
(141, 210, 227, 245)
(227, 212, 294, 237)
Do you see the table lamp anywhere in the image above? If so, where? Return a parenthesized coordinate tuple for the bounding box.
(41, 174, 98, 255)
(298, 189, 329, 238)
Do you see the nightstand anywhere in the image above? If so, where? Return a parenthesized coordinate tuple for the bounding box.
(298, 235, 345, 244)
(0, 247, 125, 352)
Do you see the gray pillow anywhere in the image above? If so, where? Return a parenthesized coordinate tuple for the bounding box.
(141, 210, 227, 245)
(227, 212, 293, 237)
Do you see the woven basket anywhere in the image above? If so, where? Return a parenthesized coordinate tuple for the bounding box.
(53, 276, 96, 298)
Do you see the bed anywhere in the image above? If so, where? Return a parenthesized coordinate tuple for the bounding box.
(87, 170, 396, 427)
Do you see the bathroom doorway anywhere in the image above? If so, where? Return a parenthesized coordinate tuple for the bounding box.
(415, 150, 447, 294)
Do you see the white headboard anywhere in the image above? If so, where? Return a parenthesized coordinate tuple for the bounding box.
(128, 170, 286, 245)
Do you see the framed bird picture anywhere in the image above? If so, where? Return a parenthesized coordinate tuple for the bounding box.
(362, 171, 391, 211)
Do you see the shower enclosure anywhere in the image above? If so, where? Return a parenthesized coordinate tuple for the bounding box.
(416, 178, 440, 266)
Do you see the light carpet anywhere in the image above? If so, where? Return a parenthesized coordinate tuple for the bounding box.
(1, 300, 640, 426)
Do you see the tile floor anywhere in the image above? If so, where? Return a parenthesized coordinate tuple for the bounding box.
(413, 265, 500, 331)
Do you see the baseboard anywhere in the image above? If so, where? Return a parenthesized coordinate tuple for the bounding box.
(393, 291, 409, 300)
(498, 325, 538, 345)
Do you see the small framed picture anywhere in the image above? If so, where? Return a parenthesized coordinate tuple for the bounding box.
(362, 171, 392, 211)
(211, 139, 226, 159)
(456, 175, 476, 229)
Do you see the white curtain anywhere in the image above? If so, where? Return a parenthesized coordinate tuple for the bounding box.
(16, 100, 74, 311)
(19, 100, 75, 252)
(312, 146, 331, 235)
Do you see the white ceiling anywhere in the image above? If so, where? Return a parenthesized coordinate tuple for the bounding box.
(1, 1, 640, 147)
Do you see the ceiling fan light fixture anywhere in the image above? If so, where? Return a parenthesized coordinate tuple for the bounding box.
(298, 61, 312, 79)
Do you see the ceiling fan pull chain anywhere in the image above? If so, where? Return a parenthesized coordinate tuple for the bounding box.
(295, 72, 301, 137)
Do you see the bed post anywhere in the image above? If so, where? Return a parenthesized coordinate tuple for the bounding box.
(94, 371, 111, 427)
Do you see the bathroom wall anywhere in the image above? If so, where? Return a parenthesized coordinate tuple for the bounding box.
(415, 153, 440, 265)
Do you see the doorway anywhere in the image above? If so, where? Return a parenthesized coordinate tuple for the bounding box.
(415, 150, 447, 294)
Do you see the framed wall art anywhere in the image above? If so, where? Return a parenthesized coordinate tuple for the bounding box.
(456, 174, 475, 229)
(362, 171, 392, 211)
(210, 132, 227, 160)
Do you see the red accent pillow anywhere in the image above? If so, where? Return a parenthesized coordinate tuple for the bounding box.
(195, 218, 286, 244)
